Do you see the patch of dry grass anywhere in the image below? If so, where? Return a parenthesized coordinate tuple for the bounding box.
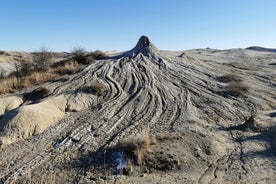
(0, 71, 57, 94)
(119, 130, 151, 166)
(0, 76, 21, 94)
(218, 74, 250, 97)
(53, 60, 83, 75)
(0, 48, 106, 95)
(0, 60, 83, 95)
(82, 82, 107, 96)
(226, 81, 250, 97)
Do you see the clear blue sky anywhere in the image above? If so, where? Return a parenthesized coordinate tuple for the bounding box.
(0, 0, 275, 52)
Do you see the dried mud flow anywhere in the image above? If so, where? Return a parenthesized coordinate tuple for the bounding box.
(0, 36, 276, 183)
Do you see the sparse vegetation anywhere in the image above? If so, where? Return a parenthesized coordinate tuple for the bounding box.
(117, 131, 151, 166)
(13, 61, 34, 77)
(0, 48, 90, 95)
(226, 81, 250, 97)
(71, 47, 88, 64)
(71, 47, 107, 65)
(88, 50, 107, 60)
(53, 60, 83, 75)
(0, 47, 54, 94)
(0, 72, 57, 94)
(0, 46, 107, 95)
(82, 82, 107, 96)
(219, 74, 250, 97)
(33, 46, 52, 71)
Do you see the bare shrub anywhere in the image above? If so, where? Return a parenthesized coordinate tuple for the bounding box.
(13, 62, 34, 77)
(82, 82, 107, 96)
(71, 47, 90, 65)
(219, 74, 250, 97)
(20, 62, 34, 76)
(33, 46, 52, 71)
(53, 60, 82, 75)
(226, 82, 250, 97)
(89, 50, 107, 60)
(71, 48, 106, 65)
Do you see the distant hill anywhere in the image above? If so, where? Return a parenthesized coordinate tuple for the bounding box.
(246, 46, 276, 53)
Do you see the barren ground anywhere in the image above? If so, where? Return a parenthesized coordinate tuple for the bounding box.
(0, 36, 276, 183)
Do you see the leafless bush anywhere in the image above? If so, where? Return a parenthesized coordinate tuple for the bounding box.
(89, 50, 107, 60)
(53, 60, 83, 75)
(71, 47, 90, 64)
(82, 82, 107, 96)
(13, 62, 34, 77)
(33, 46, 52, 71)
(71, 48, 106, 65)
(20, 62, 34, 76)
(219, 74, 250, 97)
(226, 82, 250, 97)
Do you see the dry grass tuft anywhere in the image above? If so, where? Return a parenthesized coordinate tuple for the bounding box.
(119, 130, 151, 165)
(0, 76, 20, 94)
